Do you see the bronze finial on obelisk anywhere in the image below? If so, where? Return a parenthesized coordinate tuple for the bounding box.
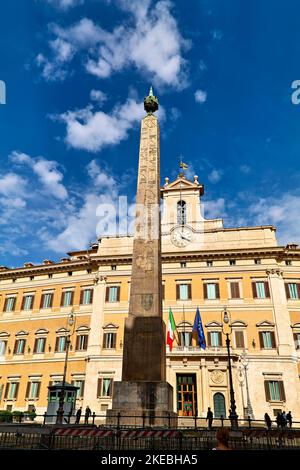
(107, 89, 176, 426)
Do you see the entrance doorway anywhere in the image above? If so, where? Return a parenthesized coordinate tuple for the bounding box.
(213, 392, 226, 418)
(177, 374, 197, 416)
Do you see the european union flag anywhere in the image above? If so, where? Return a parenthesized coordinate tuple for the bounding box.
(192, 307, 206, 349)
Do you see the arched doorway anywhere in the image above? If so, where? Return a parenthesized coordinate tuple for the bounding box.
(213, 392, 226, 418)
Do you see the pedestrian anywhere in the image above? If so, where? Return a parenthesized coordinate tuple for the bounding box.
(84, 405, 91, 425)
(281, 411, 287, 428)
(276, 412, 281, 428)
(75, 407, 82, 424)
(206, 407, 214, 429)
(212, 428, 232, 451)
(286, 411, 292, 428)
(264, 412, 272, 430)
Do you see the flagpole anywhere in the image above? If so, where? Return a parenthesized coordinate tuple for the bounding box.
(183, 303, 185, 349)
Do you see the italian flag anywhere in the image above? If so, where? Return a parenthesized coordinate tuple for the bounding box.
(167, 308, 176, 351)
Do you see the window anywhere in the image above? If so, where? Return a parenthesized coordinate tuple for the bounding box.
(264, 381, 285, 402)
(48, 274, 53, 279)
(103, 332, 116, 349)
(293, 333, 300, 350)
(285, 283, 300, 300)
(180, 262, 187, 268)
(76, 334, 88, 351)
(207, 261, 213, 267)
(204, 283, 220, 300)
(177, 200, 186, 225)
(40, 293, 53, 309)
(30, 276, 34, 281)
(179, 332, 192, 347)
(34, 337, 46, 353)
(111, 265, 117, 271)
(80, 288, 93, 305)
(4, 297, 16, 312)
(97, 378, 113, 397)
(229, 260, 236, 266)
(208, 331, 222, 347)
(0, 340, 7, 355)
(285, 260, 292, 266)
(68, 271, 73, 276)
(176, 284, 191, 300)
(14, 339, 26, 355)
(234, 331, 245, 349)
(254, 259, 261, 265)
(5, 382, 19, 400)
(252, 281, 270, 299)
(55, 336, 66, 352)
(259, 331, 276, 349)
(230, 282, 240, 299)
(21, 295, 34, 310)
(26, 382, 41, 399)
(87, 269, 92, 274)
(105, 286, 120, 303)
(71, 380, 85, 398)
(61, 291, 73, 307)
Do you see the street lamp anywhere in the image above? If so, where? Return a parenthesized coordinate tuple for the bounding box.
(239, 350, 254, 420)
(221, 307, 239, 429)
(56, 311, 76, 424)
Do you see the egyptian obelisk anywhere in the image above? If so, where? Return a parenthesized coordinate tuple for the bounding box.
(107, 88, 176, 426)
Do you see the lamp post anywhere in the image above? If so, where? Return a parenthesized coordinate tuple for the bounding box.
(239, 350, 254, 420)
(221, 307, 238, 429)
(56, 311, 76, 424)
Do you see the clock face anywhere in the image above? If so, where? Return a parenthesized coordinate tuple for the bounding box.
(171, 226, 193, 247)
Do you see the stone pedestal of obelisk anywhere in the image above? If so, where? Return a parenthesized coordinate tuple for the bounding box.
(107, 89, 177, 427)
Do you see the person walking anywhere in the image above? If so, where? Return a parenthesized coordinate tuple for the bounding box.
(75, 407, 82, 425)
(212, 428, 232, 451)
(264, 412, 272, 430)
(281, 411, 287, 428)
(276, 412, 281, 428)
(206, 407, 214, 429)
(84, 405, 92, 425)
(286, 411, 292, 428)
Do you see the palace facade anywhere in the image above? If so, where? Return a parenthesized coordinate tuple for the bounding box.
(0, 173, 300, 421)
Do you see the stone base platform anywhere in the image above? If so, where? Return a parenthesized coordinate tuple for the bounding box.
(106, 381, 177, 427)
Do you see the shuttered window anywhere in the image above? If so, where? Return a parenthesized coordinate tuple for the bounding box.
(265, 381, 285, 401)
(34, 337, 46, 353)
(4, 297, 16, 312)
(14, 339, 26, 355)
(259, 331, 276, 349)
(40, 293, 53, 309)
(234, 331, 245, 349)
(293, 333, 300, 350)
(97, 378, 114, 397)
(230, 282, 240, 299)
(285, 283, 300, 300)
(71, 380, 85, 398)
(28, 382, 41, 399)
(22, 295, 34, 310)
(105, 286, 120, 302)
(204, 283, 220, 300)
(80, 289, 93, 305)
(76, 334, 88, 351)
(0, 341, 7, 355)
(55, 336, 66, 352)
(252, 282, 270, 299)
(61, 291, 73, 307)
(7, 382, 19, 400)
(103, 333, 116, 349)
(176, 284, 191, 300)
(208, 331, 222, 347)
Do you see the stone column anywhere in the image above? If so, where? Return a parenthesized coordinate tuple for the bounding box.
(267, 269, 295, 356)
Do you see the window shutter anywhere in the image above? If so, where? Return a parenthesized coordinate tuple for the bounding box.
(102, 334, 107, 349)
(4, 383, 9, 399)
(203, 284, 208, 299)
(81, 380, 85, 398)
(218, 332, 222, 347)
(60, 292, 65, 307)
(297, 284, 300, 299)
(97, 378, 102, 398)
(70, 291, 74, 305)
(264, 282, 270, 298)
(25, 382, 31, 399)
(33, 339, 38, 353)
(13, 341, 18, 355)
(3, 298, 8, 312)
(207, 332, 211, 347)
(75, 336, 80, 351)
(14, 382, 19, 399)
(294, 333, 300, 350)
(36, 382, 41, 399)
(49, 293, 53, 307)
(109, 379, 114, 397)
(285, 283, 290, 299)
(162, 285, 165, 300)
(116, 286, 120, 302)
(215, 284, 220, 299)
(188, 284, 192, 300)
(279, 381, 286, 401)
(252, 282, 257, 298)
(40, 295, 45, 308)
(235, 331, 244, 349)
(231, 282, 240, 299)
(11, 298, 16, 311)
(83, 335, 88, 350)
(270, 331, 276, 349)
(112, 333, 116, 348)
(105, 287, 109, 302)
(259, 332, 264, 349)
(176, 285, 180, 300)
(48, 381, 53, 388)
(55, 337, 59, 352)
(21, 296, 25, 311)
(80, 290, 84, 305)
(264, 381, 270, 401)
(90, 289, 94, 303)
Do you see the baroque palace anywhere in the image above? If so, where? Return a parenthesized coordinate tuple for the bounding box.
(1, 174, 300, 421)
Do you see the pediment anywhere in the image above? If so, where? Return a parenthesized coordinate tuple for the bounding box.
(177, 321, 193, 330)
(256, 320, 275, 327)
(165, 177, 197, 190)
(103, 323, 119, 330)
(231, 320, 247, 328)
(205, 321, 222, 328)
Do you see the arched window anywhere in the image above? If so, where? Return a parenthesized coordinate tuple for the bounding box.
(213, 392, 226, 418)
(177, 200, 186, 225)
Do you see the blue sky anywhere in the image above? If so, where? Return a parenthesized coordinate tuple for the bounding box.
(0, 0, 300, 267)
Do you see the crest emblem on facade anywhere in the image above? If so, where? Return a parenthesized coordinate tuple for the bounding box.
(141, 293, 153, 311)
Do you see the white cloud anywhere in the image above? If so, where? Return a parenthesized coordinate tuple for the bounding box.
(203, 198, 225, 219)
(0, 173, 27, 197)
(90, 89, 107, 105)
(55, 96, 165, 152)
(10, 151, 68, 200)
(194, 89, 207, 104)
(37, 1, 190, 88)
(0, 198, 26, 209)
(45, 0, 84, 10)
(240, 164, 251, 174)
(208, 169, 223, 184)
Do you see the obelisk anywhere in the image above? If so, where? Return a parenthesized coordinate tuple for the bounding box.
(106, 88, 176, 426)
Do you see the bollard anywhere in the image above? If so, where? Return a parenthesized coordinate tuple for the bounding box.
(92, 412, 96, 425)
(220, 415, 224, 427)
(43, 412, 47, 426)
